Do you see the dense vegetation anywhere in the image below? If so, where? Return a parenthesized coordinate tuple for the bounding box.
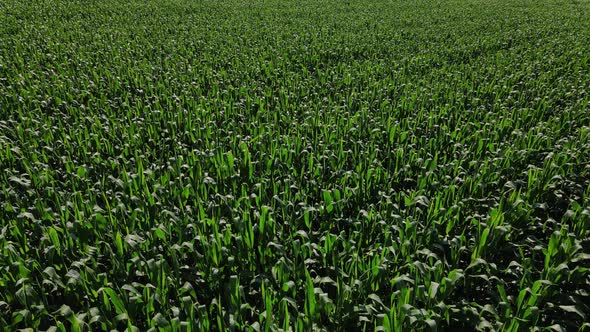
(1, 0, 590, 330)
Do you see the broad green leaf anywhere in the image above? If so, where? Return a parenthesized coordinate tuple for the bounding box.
(101, 287, 127, 315)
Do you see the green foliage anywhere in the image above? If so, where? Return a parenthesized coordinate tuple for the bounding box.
(1, 0, 590, 330)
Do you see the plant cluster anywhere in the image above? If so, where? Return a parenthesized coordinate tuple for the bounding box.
(1, 0, 589, 330)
